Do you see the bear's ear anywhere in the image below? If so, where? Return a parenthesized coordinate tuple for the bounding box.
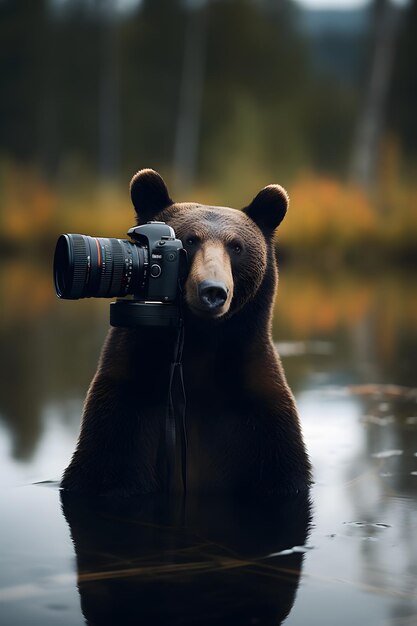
(130, 169, 173, 223)
(243, 184, 289, 235)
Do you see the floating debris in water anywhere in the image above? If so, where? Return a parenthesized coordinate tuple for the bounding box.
(320, 384, 417, 399)
(378, 402, 390, 412)
(361, 415, 395, 426)
(314, 382, 417, 398)
(406, 417, 417, 425)
(266, 545, 315, 557)
(343, 521, 391, 528)
(33, 480, 61, 489)
(372, 449, 403, 459)
(380, 472, 394, 477)
(348, 384, 417, 398)
(411, 471, 417, 476)
(275, 340, 333, 357)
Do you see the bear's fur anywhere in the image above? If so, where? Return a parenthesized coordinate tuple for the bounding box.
(61, 169, 312, 496)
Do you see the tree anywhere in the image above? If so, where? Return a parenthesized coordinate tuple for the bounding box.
(387, 0, 417, 173)
(350, 0, 404, 189)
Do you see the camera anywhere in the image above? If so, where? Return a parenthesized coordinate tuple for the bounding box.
(53, 222, 187, 328)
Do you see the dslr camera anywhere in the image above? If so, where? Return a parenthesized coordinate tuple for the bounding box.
(53, 222, 187, 327)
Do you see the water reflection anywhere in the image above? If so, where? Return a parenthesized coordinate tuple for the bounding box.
(61, 492, 311, 626)
(1, 261, 416, 470)
(0, 260, 107, 465)
(1, 261, 417, 624)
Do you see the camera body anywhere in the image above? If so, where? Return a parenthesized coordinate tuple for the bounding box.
(127, 222, 184, 302)
(53, 221, 187, 328)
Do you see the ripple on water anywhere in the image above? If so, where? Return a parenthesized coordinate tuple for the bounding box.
(371, 450, 404, 459)
(342, 522, 391, 529)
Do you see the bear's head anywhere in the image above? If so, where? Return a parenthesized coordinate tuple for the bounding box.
(130, 169, 288, 321)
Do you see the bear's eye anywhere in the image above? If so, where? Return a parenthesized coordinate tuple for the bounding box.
(185, 236, 197, 246)
(229, 241, 242, 254)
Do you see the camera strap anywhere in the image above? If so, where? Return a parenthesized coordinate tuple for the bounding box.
(165, 318, 187, 494)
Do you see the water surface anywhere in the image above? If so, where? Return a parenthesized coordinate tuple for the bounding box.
(1, 263, 416, 625)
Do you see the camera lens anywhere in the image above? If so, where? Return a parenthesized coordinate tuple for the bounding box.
(53, 234, 147, 299)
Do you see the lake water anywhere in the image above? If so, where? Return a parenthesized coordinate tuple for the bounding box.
(1, 261, 416, 625)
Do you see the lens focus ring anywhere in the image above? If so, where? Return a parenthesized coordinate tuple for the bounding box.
(109, 239, 126, 297)
(96, 239, 113, 297)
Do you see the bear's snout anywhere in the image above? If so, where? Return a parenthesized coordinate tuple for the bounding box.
(184, 241, 234, 319)
(198, 280, 228, 311)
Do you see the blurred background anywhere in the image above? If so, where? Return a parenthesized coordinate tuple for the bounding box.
(1, 0, 417, 472)
(0, 0, 417, 482)
(1, 0, 416, 262)
(0, 0, 416, 469)
(1, 3, 417, 622)
(0, 0, 417, 473)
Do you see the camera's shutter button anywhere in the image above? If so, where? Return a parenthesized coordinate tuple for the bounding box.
(150, 264, 162, 278)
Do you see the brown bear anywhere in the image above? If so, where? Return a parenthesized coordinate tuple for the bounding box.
(61, 169, 312, 496)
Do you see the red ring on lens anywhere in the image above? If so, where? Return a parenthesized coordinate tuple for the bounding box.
(95, 238, 102, 268)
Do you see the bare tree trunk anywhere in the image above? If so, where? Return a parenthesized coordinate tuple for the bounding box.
(351, 0, 403, 190)
(173, 1, 208, 193)
(38, 5, 59, 181)
(97, 0, 120, 182)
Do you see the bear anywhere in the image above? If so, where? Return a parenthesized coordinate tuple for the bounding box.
(61, 169, 312, 497)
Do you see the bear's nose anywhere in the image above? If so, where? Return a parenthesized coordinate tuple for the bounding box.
(198, 280, 228, 310)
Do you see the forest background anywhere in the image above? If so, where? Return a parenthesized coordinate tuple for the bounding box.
(0, 0, 416, 266)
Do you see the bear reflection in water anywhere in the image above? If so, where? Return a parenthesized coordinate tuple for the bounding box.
(62, 491, 311, 626)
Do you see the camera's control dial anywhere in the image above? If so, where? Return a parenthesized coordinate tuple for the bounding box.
(150, 264, 162, 278)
